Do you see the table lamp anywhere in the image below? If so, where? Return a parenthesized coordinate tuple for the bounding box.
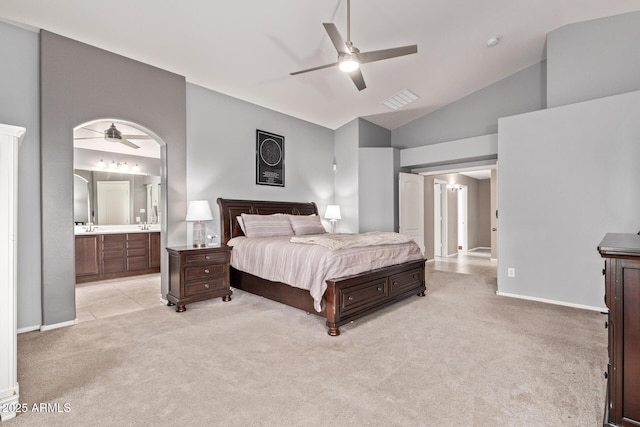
(324, 205, 341, 233)
(186, 200, 213, 248)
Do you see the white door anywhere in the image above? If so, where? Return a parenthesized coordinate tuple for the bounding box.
(457, 185, 468, 252)
(433, 180, 447, 257)
(399, 172, 425, 254)
(97, 181, 130, 225)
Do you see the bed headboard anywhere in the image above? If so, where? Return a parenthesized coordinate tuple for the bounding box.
(217, 198, 318, 244)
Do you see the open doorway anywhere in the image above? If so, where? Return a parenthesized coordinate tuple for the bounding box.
(457, 184, 468, 253)
(433, 179, 447, 258)
(73, 119, 165, 322)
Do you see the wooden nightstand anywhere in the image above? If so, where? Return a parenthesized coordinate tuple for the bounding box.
(166, 244, 232, 312)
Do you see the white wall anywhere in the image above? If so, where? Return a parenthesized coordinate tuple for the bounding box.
(498, 89, 640, 310)
(186, 84, 335, 238)
(0, 22, 41, 330)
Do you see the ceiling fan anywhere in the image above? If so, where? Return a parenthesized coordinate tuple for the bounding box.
(290, 0, 418, 91)
(74, 123, 152, 149)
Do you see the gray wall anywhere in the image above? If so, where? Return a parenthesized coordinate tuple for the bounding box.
(185, 84, 334, 239)
(392, 62, 546, 149)
(358, 148, 398, 232)
(40, 31, 187, 326)
(334, 119, 359, 233)
(359, 118, 391, 148)
(0, 22, 41, 330)
(498, 89, 640, 309)
(547, 11, 640, 108)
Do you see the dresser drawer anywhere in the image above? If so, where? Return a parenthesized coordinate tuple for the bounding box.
(185, 252, 227, 264)
(340, 278, 388, 314)
(389, 268, 422, 296)
(185, 264, 226, 281)
(185, 278, 228, 297)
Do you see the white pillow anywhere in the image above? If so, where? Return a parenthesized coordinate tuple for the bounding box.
(288, 214, 327, 235)
(241, 213, 294, 238)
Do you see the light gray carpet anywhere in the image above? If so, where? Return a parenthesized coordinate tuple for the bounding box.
(8, 270, 607, 426)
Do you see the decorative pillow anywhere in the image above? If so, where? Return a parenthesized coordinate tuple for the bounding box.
(288, 214, 327, 235)
(241, 213, 294, 238)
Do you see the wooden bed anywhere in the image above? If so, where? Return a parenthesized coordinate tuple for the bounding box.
(217, 198, 426, 336)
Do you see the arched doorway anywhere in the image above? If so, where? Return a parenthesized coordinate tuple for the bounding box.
(73, 119, 168, 321)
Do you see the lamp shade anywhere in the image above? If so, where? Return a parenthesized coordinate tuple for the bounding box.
(324, 205, 341, 220)
(185, 200, 213, 222)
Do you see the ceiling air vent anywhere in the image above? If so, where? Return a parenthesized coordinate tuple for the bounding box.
(382, 89, 419, 111)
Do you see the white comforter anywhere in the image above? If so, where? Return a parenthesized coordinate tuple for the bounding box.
(227, 233, 424, 312)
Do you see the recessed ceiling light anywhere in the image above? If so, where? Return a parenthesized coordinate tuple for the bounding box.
(382, 89, 420, 111)
(486, 36, 501, 47)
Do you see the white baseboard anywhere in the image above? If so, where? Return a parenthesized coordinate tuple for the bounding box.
(0, 386, 20, 421)
(496, 291, 607, 312)
(160, 297, 168, 305)
(17, 325, 41, 334)
(40, 319, 78, 331)
(469, 247, 491, 251)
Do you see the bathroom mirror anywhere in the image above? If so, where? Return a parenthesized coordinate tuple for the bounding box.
(73, 169, 161, 225)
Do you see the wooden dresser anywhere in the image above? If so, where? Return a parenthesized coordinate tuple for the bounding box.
(598, 233, 640, 427)
(166, 245, 232, 312)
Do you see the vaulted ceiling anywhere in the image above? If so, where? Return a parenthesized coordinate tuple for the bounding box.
(2, 0, 639, 130)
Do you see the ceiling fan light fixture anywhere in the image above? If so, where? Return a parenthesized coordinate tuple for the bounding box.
(338, 53, 360, 72)
(104, 123, 122, 142)
(108, 160, 118, 170)
(97, 159, 106, 169)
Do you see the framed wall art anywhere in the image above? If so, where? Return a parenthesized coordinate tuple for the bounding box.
(256, 129, 284, 187)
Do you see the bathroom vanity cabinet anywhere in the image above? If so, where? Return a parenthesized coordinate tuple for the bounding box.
(75, 231, 160, 283)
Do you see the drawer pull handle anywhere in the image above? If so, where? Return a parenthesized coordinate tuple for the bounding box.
(204, 269, 210, 274)
(377, 287, 383, 291)
(393, 282, 397, 286)
(413, 274, 419, 279)
(348, 296, 354, 301)
(205, 255, 210, 260)
(204, 284, 210, 289)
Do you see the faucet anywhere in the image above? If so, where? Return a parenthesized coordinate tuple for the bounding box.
(85, 222, 96, 232)
(139, 222, 149, 230)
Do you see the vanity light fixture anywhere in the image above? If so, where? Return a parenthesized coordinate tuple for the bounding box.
(96, 159, 143, 174)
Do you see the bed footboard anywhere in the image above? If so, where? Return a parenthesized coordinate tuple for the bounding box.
(324, 260, 426, 336)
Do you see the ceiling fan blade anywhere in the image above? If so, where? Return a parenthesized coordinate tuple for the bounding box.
(323, 23, 349, 54)
(119, 138, 140, 149)
(348, 69, 366, 91)
(80, 126, 104, 135)
(359, 45, 418, 64)
(290, 62, 339, 76)
(73, 137, 104, 140)
(121, 134, 153, 140)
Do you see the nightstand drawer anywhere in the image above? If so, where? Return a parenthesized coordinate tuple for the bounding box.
(185, 252, 227, 264)
(185, 264, 226, 281)
(185, 278, 227, 297)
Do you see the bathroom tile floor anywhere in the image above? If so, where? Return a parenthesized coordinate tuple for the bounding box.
(75, 273, 163, 323)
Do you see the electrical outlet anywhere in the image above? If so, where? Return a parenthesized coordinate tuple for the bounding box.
(135, 216, 140, 223)
(507, 268, 516, 278)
